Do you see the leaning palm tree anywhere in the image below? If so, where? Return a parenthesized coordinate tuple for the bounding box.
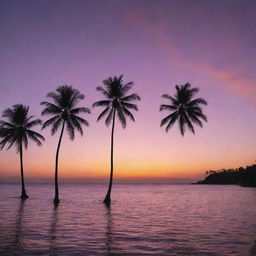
(41, 85, 90, 205)
(160, 83, 207, 135)
(93, 75, 141, 206)
(0, 104, 45, 199)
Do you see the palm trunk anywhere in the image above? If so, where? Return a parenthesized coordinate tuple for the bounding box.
(20, 142, 28, 199)
(104, 110, 116, 206)
(54, 121, 65, 205)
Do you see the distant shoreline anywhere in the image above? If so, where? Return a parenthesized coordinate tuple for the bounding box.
(195, 164, 256, 187)
(0, 182, 192, 185)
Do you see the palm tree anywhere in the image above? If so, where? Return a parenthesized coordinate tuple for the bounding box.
(160, 83, 207, 135)
(0, 104, 44, 199)
(41, 85, 90, 205)
(93, 75, 140, 206)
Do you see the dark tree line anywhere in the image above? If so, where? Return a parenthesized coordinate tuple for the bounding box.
(197, 164, 256, 187)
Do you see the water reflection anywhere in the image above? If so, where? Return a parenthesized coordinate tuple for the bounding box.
(49, 205, 59, 254)
(13, 200, 26, 254)
(0, 184, 255, 255)
(250, 240, 256, 256)
(105, 205, 113, 255)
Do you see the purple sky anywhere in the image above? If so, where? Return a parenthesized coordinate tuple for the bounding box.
(0, 0, 255, 183)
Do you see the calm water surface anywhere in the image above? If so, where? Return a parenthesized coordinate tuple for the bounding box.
(0, 183, 255, 255)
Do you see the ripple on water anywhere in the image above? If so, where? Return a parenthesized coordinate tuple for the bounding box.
(0, 184, 255, 255)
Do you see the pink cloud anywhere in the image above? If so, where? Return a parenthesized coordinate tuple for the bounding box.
(186, 62, 256, 103)
(124, 7, 256, 103)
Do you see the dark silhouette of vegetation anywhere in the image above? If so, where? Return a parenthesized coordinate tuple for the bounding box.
(93, 75, 140, 206)
(197, 164, 256, 187)
(160, 83, 207, 135)
(41, 85, 90, 205)
(0, 104, 44, 199)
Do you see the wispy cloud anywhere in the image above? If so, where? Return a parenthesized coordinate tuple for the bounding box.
(124, 6, 256, 103)
(185, 62, 256, 103)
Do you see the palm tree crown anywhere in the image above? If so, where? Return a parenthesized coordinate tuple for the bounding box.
(160, 83, 207, 135)
(41, 85, 90, 139)
(0, 104, 44, 151)
(92, 75, 141, 127)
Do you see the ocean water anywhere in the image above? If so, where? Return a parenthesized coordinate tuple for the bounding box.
(0, 183, 255, 256)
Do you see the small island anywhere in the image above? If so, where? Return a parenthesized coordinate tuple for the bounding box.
(197, 164, 256, 187)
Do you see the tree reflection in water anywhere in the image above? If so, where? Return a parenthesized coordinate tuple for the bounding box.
(49, 205, 59, 254)
(13, 200, 26, 254)
(105, 205, 113, 255)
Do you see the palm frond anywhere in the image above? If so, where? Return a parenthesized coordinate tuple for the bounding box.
(117, 107, 126, 128)
(2, 108, 14, 119)
(66, 120, 75, 140)
(3, 105, 29, 125)
(178, 115, 186, 136)
(0, 134, 13, 150)
(0, 104, 43, 152)
(25, 119, 42, 129)
(161, 83, 207, 135)
(6, 133, 20, 150)
(41, 86, 89, 140)
(188, 98, 207, 107)
(46, 92, 60, 106)
(123, 107, 135, 122)
(105, 109, 113, 126)
(165, 112, 178, 132)
(121, 93, 141, 102)
(121, 102, 138, 111)
(161, 94, 179, 105)
(70, 90, 85, 108)
(70, 116, 83, 136)
(96, 86, 112, 99)
(0, 120, 15, 129)
(183, 112, 195, 134)
(50, 118, 63, 135)
(121, 81, 134, 96)
(22, 133, 28, 149)
(41, 102, 61, 115)
(27, 130, 45, 142)
(42, 116, 60, 130)
(159, 104, 177, 111)
(189, 110, 207, 122)
(70, 107, 91, 114)
(94, 75, 140, 128)
(92, 100, 111, 107)
(160, 112, 177, 127)
(187, 87, 199, 97)
(175, 85, 181, 95)
(97, 107, 110, 122)
(27, 131, 44, 146)
(187, 113, 203, 127)
(72, 115, 89, 126)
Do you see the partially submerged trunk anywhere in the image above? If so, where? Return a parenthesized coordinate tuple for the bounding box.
(20, 142, 28, 199)
(54, 121, 65, 205)
(104, 110, 116, 206)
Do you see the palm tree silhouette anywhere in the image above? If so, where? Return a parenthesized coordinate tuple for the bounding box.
(93, 75, 140, 206)
(0, 104, 44, 199)
(160, 83, 207, 135)
(41, 85, 90, 205)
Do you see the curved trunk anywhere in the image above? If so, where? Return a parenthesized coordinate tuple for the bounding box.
(104, 110, 116, 206)
(20, 141, 28, 199)
(54, 121, 65, 205)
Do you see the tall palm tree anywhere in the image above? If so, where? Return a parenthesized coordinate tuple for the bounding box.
(160, 83, 207, 135)
(93, 75, 140, 206)
(0, 104, 44, 199)
(41, 85, 90, 205)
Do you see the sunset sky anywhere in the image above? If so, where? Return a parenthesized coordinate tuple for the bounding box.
(0, 0, 255, 183)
